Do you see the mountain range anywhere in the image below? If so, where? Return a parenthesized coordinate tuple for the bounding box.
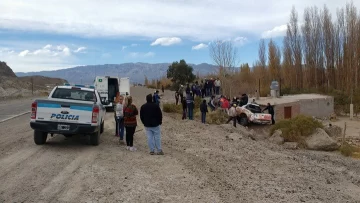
(15, 63, 218, 85)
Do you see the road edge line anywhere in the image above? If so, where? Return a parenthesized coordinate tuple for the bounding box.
(0, 111, 31, 123)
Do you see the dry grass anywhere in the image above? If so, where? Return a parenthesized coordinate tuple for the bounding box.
(163, 103, 182, 113)
(270, 115, 324, 146)
(339, 143, 360, 158)
(207, 110, 229, 124)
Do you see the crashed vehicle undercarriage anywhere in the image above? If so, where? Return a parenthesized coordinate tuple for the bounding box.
(235, 103, 272, 126)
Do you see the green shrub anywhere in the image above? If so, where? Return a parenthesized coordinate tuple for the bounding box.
(163, 103, 182, 113)
(270, 115, 324, 145)
(339, 143, 355, 157)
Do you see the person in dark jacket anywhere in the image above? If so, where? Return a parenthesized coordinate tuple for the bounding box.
(262, 103, 275, 125)
(153, 90, 161, 106)
(200, 99, 208, 124)
(181, 97, 187, 120)
(175, 91, 180, 105)
(185, 84, 191, 95)
(140, 94, 164, 155)
(200, 80, 205, 98)
(186, 92, 194, 120)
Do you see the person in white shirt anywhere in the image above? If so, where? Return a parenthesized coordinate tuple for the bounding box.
(226, 103, 237, 127)
(214, 78, 221, 95)
(115, 95, 126, 141)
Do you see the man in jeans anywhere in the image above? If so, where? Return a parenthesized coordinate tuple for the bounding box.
(140, 94, 164, 155)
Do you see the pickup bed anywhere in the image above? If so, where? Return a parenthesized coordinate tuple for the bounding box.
(30, 85, 108, 146)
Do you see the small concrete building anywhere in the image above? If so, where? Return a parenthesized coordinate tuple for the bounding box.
(252, 94, 334, 120)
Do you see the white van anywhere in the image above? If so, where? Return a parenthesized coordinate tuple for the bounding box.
(94, 76, 119, 109)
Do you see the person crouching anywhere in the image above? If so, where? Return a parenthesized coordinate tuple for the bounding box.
(226, 103, 237, 127)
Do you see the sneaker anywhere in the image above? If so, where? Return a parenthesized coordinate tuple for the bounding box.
(126, 146, 130, 150)
(156, 151, 164, 155)
(130, 147, 137, 152)
(150, 151, 155, 155)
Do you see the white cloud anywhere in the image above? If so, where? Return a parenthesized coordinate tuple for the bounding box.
(130, 44, 138, 47)
(121, 46, 127, 51)
(192, 43, 208, 50)
(128, 51, 155, 58)
(150, 37, 181, 46)
(43, 44, 52, 49)
(0, 44, 85, 72)
(144, 52, 155, 57)
(1, 0, 358, 41)
(19, 50, 29, 57)
(233, 37, 249, 46)
(74, 46, 86, 53)
(261, 24, 288, 38)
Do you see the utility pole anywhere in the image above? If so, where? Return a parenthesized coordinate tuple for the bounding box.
(31, 76, 34, 95)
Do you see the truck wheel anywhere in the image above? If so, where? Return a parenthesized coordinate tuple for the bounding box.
(90, 130, 100, 146)
(239, 114, 249, 126)
(100, 121, 104, 134)
(34, 130, 48, 145)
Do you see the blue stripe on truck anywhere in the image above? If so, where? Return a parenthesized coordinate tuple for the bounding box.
(37, 103, 93, 111)
(38, 103, 61, 108)
(70, 106, 93, 111)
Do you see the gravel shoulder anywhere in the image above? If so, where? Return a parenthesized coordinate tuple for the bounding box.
(0, 87, 359, 202)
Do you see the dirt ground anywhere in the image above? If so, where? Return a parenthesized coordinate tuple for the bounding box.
(0, 86, 360, 203)
(330, 116, 360, 138)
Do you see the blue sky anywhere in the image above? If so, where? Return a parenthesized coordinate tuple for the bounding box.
(0, 0, 358, 73)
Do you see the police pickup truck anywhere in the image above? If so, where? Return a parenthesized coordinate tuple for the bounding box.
(30, 84, 109, 146)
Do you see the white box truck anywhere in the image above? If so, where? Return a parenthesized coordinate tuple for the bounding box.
(94, 76, 119, 109)
(119, 77, 130, 96)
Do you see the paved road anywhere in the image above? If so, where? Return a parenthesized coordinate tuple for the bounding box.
(0, 97, 44, 121)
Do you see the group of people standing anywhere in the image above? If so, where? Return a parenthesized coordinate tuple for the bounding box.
(113, 92, 164, 155)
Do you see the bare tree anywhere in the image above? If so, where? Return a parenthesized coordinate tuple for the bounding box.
(258, 39, 266, 69)
(345, 2, 357, 92)
(282, 36, 293, 89)
(335, 8, 345, 91)
(209, 39, 239, 97)
(209, 39, 238, 75)
(287, 6, 303, 89)
(321, 5, 335, 90)
(302, 6, 323, 89)
(268, 39, 281, 81)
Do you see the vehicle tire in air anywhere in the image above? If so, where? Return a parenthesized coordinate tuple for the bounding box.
(90, 130, 100, 146)
(34, 130, 48, 145)
(239, 114, 249, 126)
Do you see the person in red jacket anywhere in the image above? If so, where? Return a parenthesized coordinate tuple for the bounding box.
(123, 96, 138, 151)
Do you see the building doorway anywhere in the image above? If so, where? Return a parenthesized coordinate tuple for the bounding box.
(284, 106, 292, 119)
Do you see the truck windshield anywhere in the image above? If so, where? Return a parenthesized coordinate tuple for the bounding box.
(52, 88, 97, 102)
